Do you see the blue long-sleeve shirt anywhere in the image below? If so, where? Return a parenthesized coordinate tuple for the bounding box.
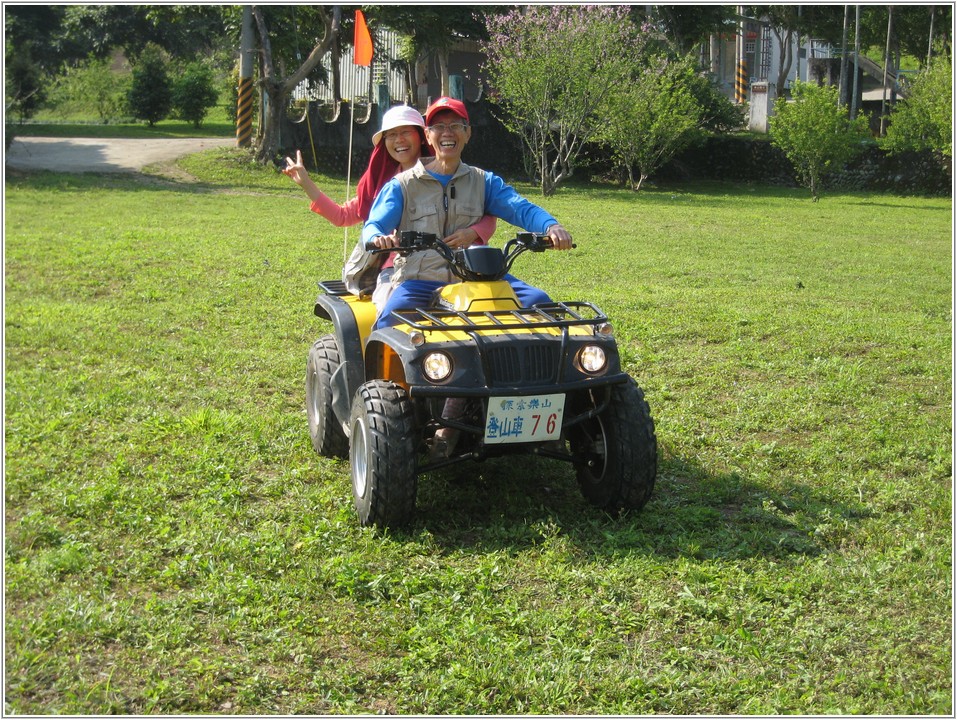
(361, 166, 557, 246)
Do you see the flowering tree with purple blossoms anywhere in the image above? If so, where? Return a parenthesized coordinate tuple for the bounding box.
(482, 5, 641, 196)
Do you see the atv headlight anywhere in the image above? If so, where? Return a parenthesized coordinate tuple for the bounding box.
(578, 345, 607, 374)
(423, 351, 453, 382)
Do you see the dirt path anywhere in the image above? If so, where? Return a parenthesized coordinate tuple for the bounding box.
(5, 136, 235, 174)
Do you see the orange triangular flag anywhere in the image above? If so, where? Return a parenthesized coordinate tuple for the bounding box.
(354, 10, 373, 66)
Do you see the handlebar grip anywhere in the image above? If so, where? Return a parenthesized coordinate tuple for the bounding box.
(365, 230, 440, 253)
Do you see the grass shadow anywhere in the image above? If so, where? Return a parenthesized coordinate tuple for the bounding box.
(12, 121, 234, 139)
(845, 199, 952, 211)
(412, 453, 872, 563)
(5, 163, 285, 197)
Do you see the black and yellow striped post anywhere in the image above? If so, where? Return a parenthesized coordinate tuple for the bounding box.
(735, 59, 748, 104)
(237, 5, 254, 148)
(236, 76, 253, 147)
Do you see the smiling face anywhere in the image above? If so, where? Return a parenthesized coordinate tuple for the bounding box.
(383, 125, 423, 170)
(425, 109, 471, 164)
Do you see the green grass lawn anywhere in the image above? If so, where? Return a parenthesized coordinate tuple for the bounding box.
(11, 104, 235, 139)
(4, 149, 952, 714)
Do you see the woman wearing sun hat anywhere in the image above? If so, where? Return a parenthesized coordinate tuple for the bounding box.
(282, 105, 421, 225)
(283, 104, 495, 298)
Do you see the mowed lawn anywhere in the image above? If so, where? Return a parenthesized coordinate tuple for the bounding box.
(4, 150, 952, 714)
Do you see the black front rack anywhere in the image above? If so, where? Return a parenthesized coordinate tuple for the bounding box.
(390, 301, 608, 334)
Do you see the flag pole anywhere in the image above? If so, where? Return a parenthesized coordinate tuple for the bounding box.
(344, 97, 354, 262)
(345, 9, 374, 262)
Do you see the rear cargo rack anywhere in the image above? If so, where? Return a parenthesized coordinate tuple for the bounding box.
(318, 279, 351, 297)
(390, 301, 608, 333)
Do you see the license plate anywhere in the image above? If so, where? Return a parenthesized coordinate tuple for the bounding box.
(484, 394, 565, 444)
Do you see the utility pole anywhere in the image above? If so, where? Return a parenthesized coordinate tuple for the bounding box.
(797, 5, 802, 83)
(839, 5, 850, 107)
(237, 5, 255, 148)
(735, 6, 747, 104)
(851, 5, 861, 119)
(880, 6, 893, 136)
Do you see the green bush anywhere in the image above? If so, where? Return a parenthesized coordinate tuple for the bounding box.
(171, 61, 219, 128)
(686, 71, 745, 133)
(46, 56, 131, 123)
(770, 80, 870, 200)
(225, 62, 239, 124)
(126, 44, 171, 126)
(881, 54, 952, 160)
(601, 54, 703, 191)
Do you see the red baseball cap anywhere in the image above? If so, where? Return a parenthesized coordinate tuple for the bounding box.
(425, 96, 469, 125)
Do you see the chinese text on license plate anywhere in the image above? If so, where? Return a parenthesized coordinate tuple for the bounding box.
(484, 394, 565, 444)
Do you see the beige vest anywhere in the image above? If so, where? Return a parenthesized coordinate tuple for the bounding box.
(390, 161, 486, 287)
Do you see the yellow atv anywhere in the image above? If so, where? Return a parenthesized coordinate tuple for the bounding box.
(307, 231, 656, 528)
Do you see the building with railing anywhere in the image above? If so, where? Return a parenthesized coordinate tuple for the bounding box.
(700, 15, 834, 100)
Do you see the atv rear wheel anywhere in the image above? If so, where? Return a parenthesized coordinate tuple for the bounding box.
(349, 380, 418, 528)
(306, 335, 349, 458)
(570, 379, 657, 513)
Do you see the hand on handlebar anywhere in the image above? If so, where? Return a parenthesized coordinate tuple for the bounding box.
(545, 223, 574, 250)
(367, 232, 400, 251)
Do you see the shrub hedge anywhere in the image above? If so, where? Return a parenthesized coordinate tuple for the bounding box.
(281, 100, 951, 197)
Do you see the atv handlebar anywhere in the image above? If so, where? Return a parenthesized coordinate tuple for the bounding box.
(363, 231, 438, 254)
(364, 231, 574, 254)
(364, 231, 573, 282)
(505, 232, 577, 253)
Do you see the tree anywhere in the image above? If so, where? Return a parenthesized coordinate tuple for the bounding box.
(252, 5, 339, 164)
(5, 41, 47, 124)
(881, 53, 952, 159)
(744, 5, 848, 97)
(5, 5, 71, 72)
(6, 5, 235, 125)
(601, 55, 704, 191)
(58, 4, 227, 63)
(748, 5, 801, 97)
(855, 5, 952, 67)
(631, 5, 737, 54)
(371, 6, 493, 99)
(126, 44, 172, 126)
(482, 5, 638, 196)
(5, 7, 60, 127)
(770, 80, 870, 200)
(171, 61, 219, 128)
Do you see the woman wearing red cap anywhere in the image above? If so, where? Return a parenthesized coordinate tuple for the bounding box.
(363, 96, 574, 328)
(282, 104, 496, 302)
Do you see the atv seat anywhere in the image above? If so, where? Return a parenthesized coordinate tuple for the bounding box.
(318, 279, 352, 297)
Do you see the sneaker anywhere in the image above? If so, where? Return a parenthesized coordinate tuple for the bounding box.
(429, 428, 460, 461)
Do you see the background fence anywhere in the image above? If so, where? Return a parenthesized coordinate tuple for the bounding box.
(292, 28, 407, 104)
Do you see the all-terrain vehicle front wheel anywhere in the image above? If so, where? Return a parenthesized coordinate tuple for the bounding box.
(349, 380, 418, 528)
(306, 335, 349, 458)
(570, 378, 657, 513)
